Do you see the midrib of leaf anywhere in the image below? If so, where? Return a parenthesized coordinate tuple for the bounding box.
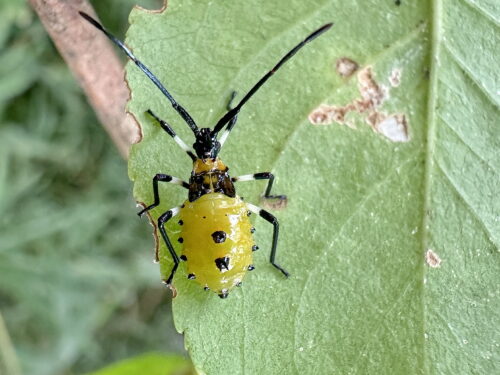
(421, 0, 442, 372)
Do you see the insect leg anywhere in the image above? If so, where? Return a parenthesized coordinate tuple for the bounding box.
(246, 203, 289, 277)
(158, 206, 182, 285)
(146, 110, 196, 161)
(138, 174, 189, 217)
(232, 172, 287, 200)
(218, 91, 238, 147)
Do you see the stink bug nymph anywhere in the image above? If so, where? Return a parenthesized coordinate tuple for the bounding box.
(79, 11, 332, 298)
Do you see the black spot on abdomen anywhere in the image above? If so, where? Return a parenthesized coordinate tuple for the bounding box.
(211, 230, 227, 243)
(215, 256, 230, 272)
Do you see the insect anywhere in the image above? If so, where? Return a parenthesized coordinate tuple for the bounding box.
(79, 11, 332, 298)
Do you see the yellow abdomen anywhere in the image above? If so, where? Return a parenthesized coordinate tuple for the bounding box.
(179, 193, 254, 296)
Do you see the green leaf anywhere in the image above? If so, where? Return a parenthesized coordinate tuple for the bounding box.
(126, 0, 499, 374)
(84, 353, 191, 375)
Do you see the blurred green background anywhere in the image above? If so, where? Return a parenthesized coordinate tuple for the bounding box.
(0, 1, 186, 374)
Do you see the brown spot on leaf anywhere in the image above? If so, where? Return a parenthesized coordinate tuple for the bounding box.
(336, 57, 359, 78)
(308, 104, 356, 128)
(308, 104, 333, 125)
(308, 66, 410, 142)
(126, 111, 143, 145)
(357, 66, 387, 107)
(161, 280, 178, 298)
(260, 196, 288, 211)
(365, 111, 386, 128)
(133, 1, 167, 13)
(425, 249, 442, 268)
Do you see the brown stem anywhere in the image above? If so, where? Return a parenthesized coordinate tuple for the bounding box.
(28, 0, 141, 159)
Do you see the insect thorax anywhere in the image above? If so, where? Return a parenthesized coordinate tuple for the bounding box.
(188, 158, 235, 202)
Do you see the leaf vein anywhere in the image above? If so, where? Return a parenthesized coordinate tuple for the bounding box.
(441, 44, 500, 109)
(435, 160, 499, 250)
(438, 113, 499, 174)
(458, 0, 500, 28)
